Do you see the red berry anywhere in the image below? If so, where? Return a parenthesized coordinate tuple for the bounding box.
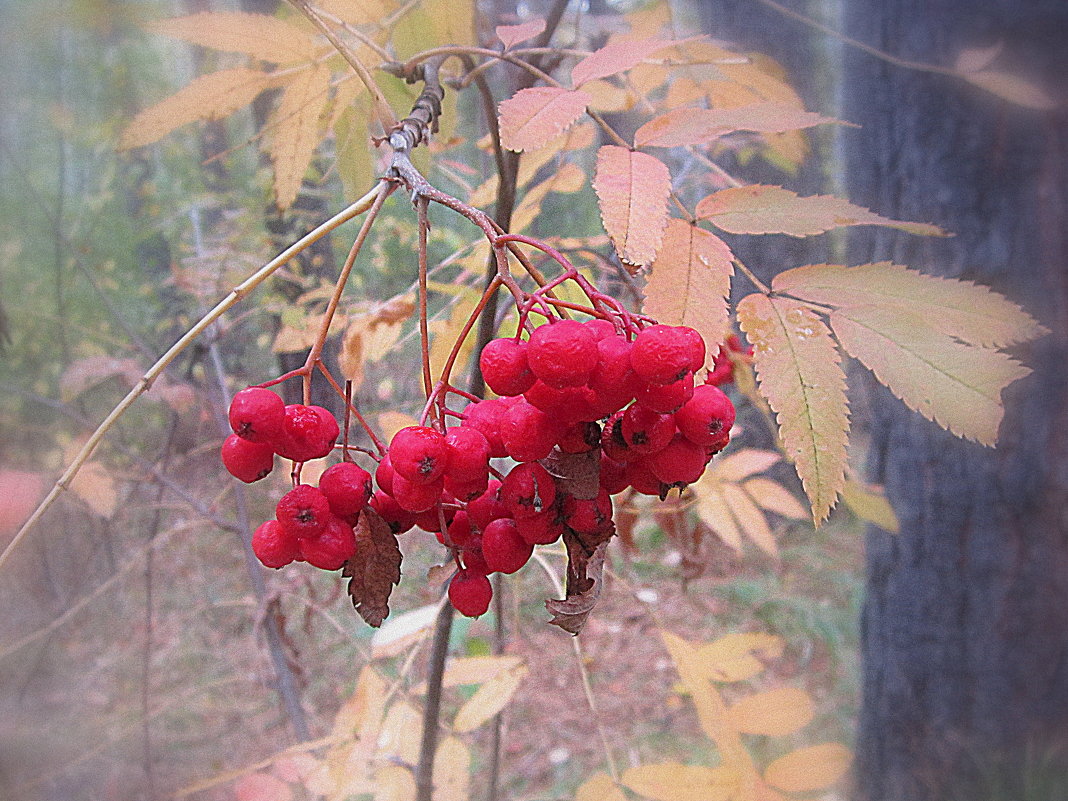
(444, 426, 490, 484)
(445, 472, 489, 502)
(563, 488, 613, 536)
(527, 319, 598, 388)
(252, 519, 299, 569)
(707, 346, 735, 386)
(645, 433, 707, 485)
(625, 459, 667, 497)
(391, 473, 445, 513)
(674, 385, 736, 446)
(461, 543, 490, 575)
(621, 404, 676, 455)
(500, 462, 557, 519)
(276, 485, 332, 540)
(466, 480, 509, 532)
(599, 454, 629, 495)
(462, 399, 509, 458)
(229, 387, 286, 443)
(221, 434, 274, 483)
(631, 325, 700, 385)
(481, 518, 533, 574)
(376, 454, 397, 495)
(319, 461, 373, 518)
(274, 404, 337, 462)
(584, 318, 617, 341)
(299, 515, 356, 570)
(499, 399, 562, 463)
(588, 336, 640, 416)
(435, 510, 476, 547)
(523, 381, 599, 424)
(600, 411, 637, 463)
(480, 338, 536, 396)
(557, 421, 601, 454)
(635, 372, 695, 413)
(678, 326, 706, 372)
(370, 490, 416, 534)
(390, 426, 450, 485)
(515, 508, 564, 545)
(449, 569, 493, 617)
(414, 501, 456, 533)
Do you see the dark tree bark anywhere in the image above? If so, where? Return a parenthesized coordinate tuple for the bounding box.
(842, 2, 1068, 799)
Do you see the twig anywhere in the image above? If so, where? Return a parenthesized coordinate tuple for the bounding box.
(414, 597, 455, 801)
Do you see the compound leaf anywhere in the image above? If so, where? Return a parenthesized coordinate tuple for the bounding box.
(593, 145, 671, 269)
(498, 87, 591, 152)
(147, 12, 318, 63)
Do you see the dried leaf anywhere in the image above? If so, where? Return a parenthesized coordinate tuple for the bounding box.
(710, 449, 780, 482)
(546, 536, 609, 634)
(371, 603, 438, 658)
(620, 763, 738, 801)
(431, 737, 470, 801)
(634, 103, 845, 148)
(763, 743, 852, 793)
(373, 765, 416, 801)
(236, 773, 293, 801)
(726, 687, 814, 736)
(962, 69, 1057, 110)
(268, 64, 330, 209)
(496, 19, 546, 49)
(120, 68, 275, 149)
(575, 772, 627, 801)
(737, 293, 849, 523)
(498, 87, 591, 152)
(147, 12, 318, 63)
(721, 483, 777, 557)
(324, 666, 388, 797)
(829, 304, 1028, 445)
(772, 262, 1047, 348)
(743, 478, 807, 520)
(644, 220, 733, 349)
(841, 478, 898, 533)
(593, 145, 671, 269)
(571, 38, 675, 88)
(452, 662, 528, 732)
(696, 185, 947, 237)
(695, 632, 784, 683)
(541, 447, 600, 500)
(344, 508, 403, 627)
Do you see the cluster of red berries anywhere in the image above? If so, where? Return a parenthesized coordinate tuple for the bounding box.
(220, 319, 736, 621)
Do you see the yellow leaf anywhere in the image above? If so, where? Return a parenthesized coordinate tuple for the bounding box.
(772, 262, 1047, 349)
(452, 663, 527, 732)
(391, 0, 474, 59)
(441, 655, 524, 687)
(268, 65, 331, 209)
(378, 412, 420, 443)
(324, 666, 388, 799)
(696, 185, 947, 237)
(575, 772, 627, 801)
(373, 765, 416, 801)
(496, 19, 546, 49)
(644, 219, 734, 349)
(120, 68, 275, 149)
(331, 665, 388, 740)
(371, 603, 438, 658)
(69, 460, 118, 519)
(582, 79, 633, 112)
(841, 478, 898, 533)
(147, 12, 318, 63)
(594, 145, 671, 269)
(721, 483, 777, 557)
(829, 304, 1029, 445)
(695, 632, 784, 683)
(335, 101, 375, 200)
(377, 701, 421, 764)
(710, 448, 780, 482)
(317, 0, 395, 26)
(763, 743, 852, 793)
(737, 293, 849, 524)
(694, 485, 743, 552)
(428, 291, 480, 381)
(620, 763, 738, 801)
(431, 737, 470, 801)
(726, 687, 814, 736)
(743, 477, 807, 520)
(498, 87, 592, 152)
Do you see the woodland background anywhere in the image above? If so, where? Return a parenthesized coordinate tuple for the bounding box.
(0, 1, 1065, 801)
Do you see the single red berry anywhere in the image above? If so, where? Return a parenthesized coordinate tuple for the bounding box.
(466, 480, 509, 532)
(414, 501, 456, 533)
(481, 518, 533, 574)
(625, 458, 667, 497)
(515, 508, 565, 545)
(390, 426, 450, 485)
(557, 421, 601, 454)
(300, 515, 356, 570)
(674, 384, 736, 446)
(462, 399, 509, 458)
(449, 569, 493, 617)
(621, 404, 676, 455)
(319, 461, 373, 518)
(584, 318, 617, 341)
(461, 542, 490, 575)
(221, 434, 275, 483)
(645, 433, 707, 485)
(527, 319, 598, 388)
(370, 490, 416, 534)
(706, 428, 731, 457)
(500, 399, 562, 462)
(445, 472, 489, 503)
(523, 381, 599, 424)
(273, 404, 337, 462)
(391, 473, 445, 513)
(444, 426, 490, 484)
(229, 387, 286, 443)
(376, 454, 397, 495)
(677, 326, 706, 372)
(563, 488, 614, 536)
(600, 411, 636, 463)
(309, 405, 340, 444)
(480, 338, 536, 396)
(251, 519, 299, 569)
(599, 453, 629, 495)
(500, 462, 557, 519)
(276, 485, 332, 540)
(588, 335, 640, 417)
(435, 510, 475, 547)
(635, 372, 695, 414)
(631, 324, 698, 385)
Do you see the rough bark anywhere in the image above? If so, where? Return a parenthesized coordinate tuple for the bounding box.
(843, 1, 1068, 799)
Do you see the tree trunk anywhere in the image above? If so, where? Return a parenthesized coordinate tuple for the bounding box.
(843, 2, 1068, 799)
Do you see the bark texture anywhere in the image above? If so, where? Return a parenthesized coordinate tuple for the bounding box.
(843, 1, 1068, 799)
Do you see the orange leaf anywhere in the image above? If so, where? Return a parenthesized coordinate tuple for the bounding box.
(644, 219, 733, 348)
(267, 65, 330, 209)
(763, 743, 852, 793)
(498, 87, 591, 152)
(593, 145, 671, 269)
(696, 185, 946, 237)
(737, 293, 849, 523)
(575, 773, 627, 801)
(620, 763, 738, 801)
(634, 103, 845, 148)
(147, 12, 318, 63)
(571, 38, 675, 88)
(496, 19, 546, 49)
(726, 687, 814, 736)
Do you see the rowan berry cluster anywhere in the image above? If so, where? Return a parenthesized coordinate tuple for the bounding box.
(221, 319, 735, 620)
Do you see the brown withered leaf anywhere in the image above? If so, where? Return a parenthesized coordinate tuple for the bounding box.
(546, 533, 610, 634)
(540, 446, 600, 500)
(344, 508, 402, 627)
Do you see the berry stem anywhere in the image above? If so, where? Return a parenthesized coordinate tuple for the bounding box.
(315, 362, 386, 456)
(416, 197, 436, 420)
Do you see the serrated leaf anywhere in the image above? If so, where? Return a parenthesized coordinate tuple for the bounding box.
(575, 772, 627, 801)
(726, 687, 814, 736)
(763, 743, 852, 793)
(620, 763, 738, 801)
(546, 537, 610, 634)
(147, 12, 318, 63)
(634, 103, 845, 148)
(721, 483, 777, 557)
(772, 262, 1046, 348)
(594, 145, 671, 269)
(452, 662, 527, 732)
(344, 508, 402, 627)
(431, 737, 469, 801)
(496, 19, 546, 49)
(120, 67, 275, 149)
(962, 69, 1057, 110)
(737, 294, 849, 523)
(571, 38, 675, 88)
(696, 185, 947, 237)
(743, 477, 807, 520)
(829, 304, 1029, 445)
(841, 478, 898, 533)
(498, 87, 591, 152)
(644, 220, 733, 349)
(695, 632, 784, 683)
(267, 65, 330, 209)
